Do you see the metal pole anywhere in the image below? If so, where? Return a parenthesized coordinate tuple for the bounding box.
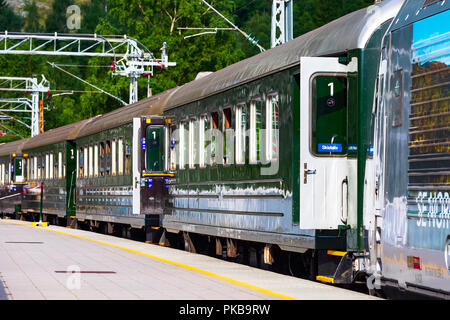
(130, 74, 138, 104)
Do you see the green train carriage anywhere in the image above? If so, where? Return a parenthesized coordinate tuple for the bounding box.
(0, 139, 28, 218)
(159, 0, 404, 282)
(73, 90, 176, 241)
(21, 120, 89, 224)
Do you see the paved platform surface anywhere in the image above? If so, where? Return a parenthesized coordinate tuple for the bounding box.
(0, 219, 379, 300)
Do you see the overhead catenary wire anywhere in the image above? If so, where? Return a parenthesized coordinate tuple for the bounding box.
(178, 27, 237, 40)
(48, 64, 113, 68)
(199, 0, 266, 52)
(0, 122, 23, 138)
(47, 61, 127, 106)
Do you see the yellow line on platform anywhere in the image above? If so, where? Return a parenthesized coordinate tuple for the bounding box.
(0, 220, 297, 300)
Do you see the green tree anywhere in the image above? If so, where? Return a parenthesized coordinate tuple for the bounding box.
(75, 0, 247, 118)
(0, 0, 22, 31)
(23, 0, 42, 33)
(45, 0, 72, 33)
(0, 0, 380, 136)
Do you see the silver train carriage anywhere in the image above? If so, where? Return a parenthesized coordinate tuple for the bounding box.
(366, 0, 450, 299)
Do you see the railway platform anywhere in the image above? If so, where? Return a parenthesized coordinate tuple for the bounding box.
(0, 218, 379, 300)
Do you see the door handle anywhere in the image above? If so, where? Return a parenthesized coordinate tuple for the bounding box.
(303, 163, 316, 184)
(341, 177, 348, 224)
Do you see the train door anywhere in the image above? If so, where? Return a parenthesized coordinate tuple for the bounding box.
(12, 156, 24, 183)
(65, 141, 77, 217)
(140, 117, 166, 216)
(299, 57, 357, 230)
(132, 117, 172, 216)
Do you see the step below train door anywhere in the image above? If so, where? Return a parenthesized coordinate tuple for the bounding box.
(299, 57, 357, 230)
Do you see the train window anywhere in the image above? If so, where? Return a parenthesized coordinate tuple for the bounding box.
(235, 104, 246, 165)
(125, 141, 131, 175)
(88, 145, 93, 178)
(77, 149, 80, 178)
(409, 10, 450, 190)
(99, 142, 105, 177)
(223, 107, 233, 165)
(250, 100, 262, 164)
(178, 122, 186, 170)
(94, 144, 99, 177)
(106, 141, 111, 176)
(199, 115, 208, 168)
(33, 157, 37, 180)
(62, 152, 65, 179)
(266, 94, 279, 162)
(210, 112, 219, 166)
(189, 118, 198, 169)
(50, 153, 55, 179)
(146, 127, 164, 172)
(118, 138, 124, 175)
(111, 139, 117, 176)
(311, 74, 347, 156)
(39, 157, 43, 180)
(423, 0, 441, 7)
(58, 152, 62, 179)
(50, 154, 54, 179)
(391, 69, 403, 127)
(169, 125, 177, 170)
(27, 158, 31, 181)
(44, 154, 49, 180)
(15, 158, 23, 182)
(83, 147, 88, 178)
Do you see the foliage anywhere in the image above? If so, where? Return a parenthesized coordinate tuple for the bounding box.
(0, 0, 375, 137)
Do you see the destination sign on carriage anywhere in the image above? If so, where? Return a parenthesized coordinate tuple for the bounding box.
(318, 143, 342, 153)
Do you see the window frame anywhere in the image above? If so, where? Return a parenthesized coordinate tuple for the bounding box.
(235, 103, 247, 165)
(118, 138, 124, 175)
(249, 98, 263, 164)
(209, 112, 220, 167)
(266, 92, 279, 162)
(178, 121, 186, 170)
(222, 106, 233, 166)
(309, 72, 348, 158)
(199, 114, 207, 168)
(58, 151, 63, 179)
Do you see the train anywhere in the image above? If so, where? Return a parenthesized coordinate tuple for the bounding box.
(0, 0, 448, 299)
